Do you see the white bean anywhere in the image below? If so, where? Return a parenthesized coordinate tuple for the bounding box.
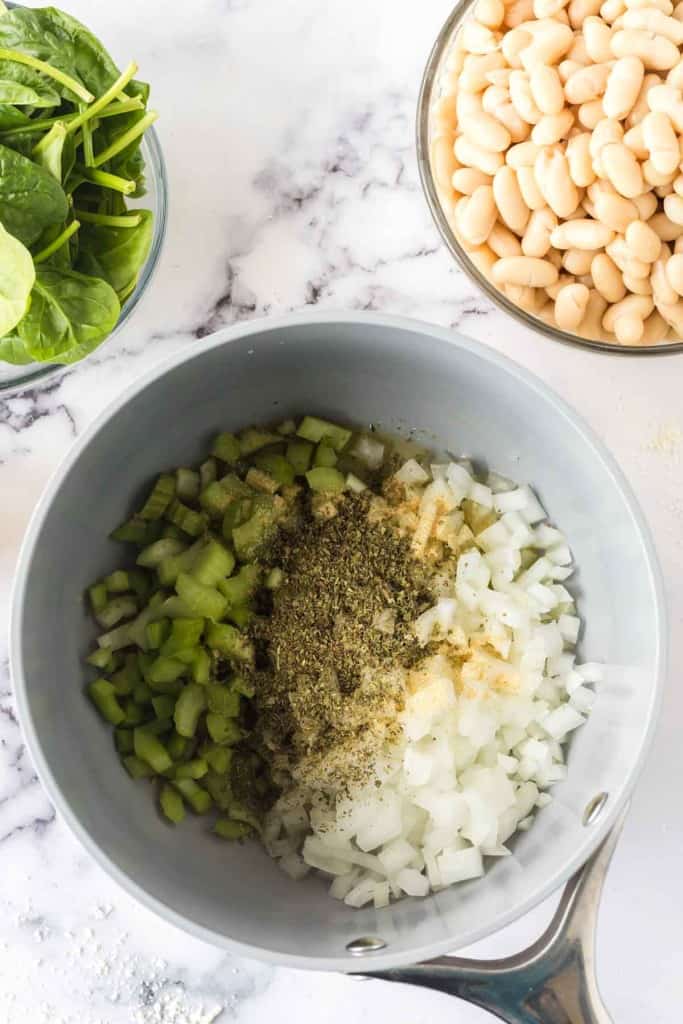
(431, 135, 458, 191)
(550, 218, 615, 248)
(584, 16, 614, 60)
(674, 172, 683, 194)
(650, 210, 683, 238)
(505, 0, 536, 27)
(603, 57, 645, 118)
(571, 0, 604, 26)
(535, 148, 580, 217)
(607, 236, 651, 275)
(642, 110, 680, 174)
(564, 63, 611, 104)
(622, 7, 683, 43)
(494, 101, 532, 141)
(601, 0, 626, 22)
(559, 59, 583, 83)
(601, 142, 644, 196)
(639, 310, 669, 343)
(463, 111, 513, 152)
(592, 251, 628, 300)
(655, 297, 683, 333)
(563, 247, 595, 273)
(532, 109, 575, 144)
(519, 22, 574, 66)
(667, 58, 683, 88)
(633, 191, 659, 220)
(664, 193, 683, 223)
(627, 71, 661, 124)
(534, 0, 570, 15)
(455, 136, 506, 175)
(453, 167, 493, 193)
(579, 289, 609, 338)
(492, 254, 560, 284)
(625, 218, 662, 261)
(503, 283, 540, 309)
(567, 131, 596, 185)
(626, 0, 673, 13)
(623, 269, 653, 293)
(489, 221, 525, 255)
(642, 157, 676, 185)
(469, 243, 499, 276)
(546, 272, 576, 299)
(603, 293, 654, 329)
(493, 165, 531, 233)
(509, 70, 543, 122)
(522, 206, 558, 254)
(555, 281, 591, 327)
(476, 0, 506, 28)
(623, 122, 648, 157)
(610, 29, 680, 70)
(460, 52, 507, 91)
(506, 140, 541, 167)
(578, 99, 606, 127)
(483, 84, 511, 114)
(646, 83, 683, 132)
(463, 21, 503, 54)
(457, 90, 485, 122)
(529, 65, 566, 113)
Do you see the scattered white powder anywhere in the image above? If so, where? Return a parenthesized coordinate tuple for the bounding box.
(646, 422, 682, 456)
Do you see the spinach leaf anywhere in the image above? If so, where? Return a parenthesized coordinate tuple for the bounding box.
(0, 57, 61, 107)
(32, 121, 65, 181)
(0, 79, 49, 105)
(0, 218, 34, 335)
(0, 141, 68, 245)
(17, 267, 119, 361)
(0, 333, 32, 364)
(0, 102, 28, 130)
(77, 209, 152, 299)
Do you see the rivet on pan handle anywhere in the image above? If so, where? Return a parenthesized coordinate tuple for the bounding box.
(366, 807, 628, 1024)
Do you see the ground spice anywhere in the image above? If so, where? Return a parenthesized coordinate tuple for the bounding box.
(251, 491, 432, 792)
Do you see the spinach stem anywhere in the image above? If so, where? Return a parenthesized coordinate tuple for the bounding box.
(0, 98, 144, 139)
(92, 110, 157, 168)
(65, 62, 139, 136)
(74, 209, 142, 228)
(82, 115, 95, 167)
(0, 48, 93, 103)
(33, 220, 80, 264)
(31, 120, 65, 158)
(76, 165, 136, 194)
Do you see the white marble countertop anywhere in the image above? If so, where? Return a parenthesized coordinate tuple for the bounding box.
(0, 0, 681, 1020)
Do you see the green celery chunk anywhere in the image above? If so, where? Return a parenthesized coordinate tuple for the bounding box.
(133, 681, 154, 704)
(86, 646, 114, 671)
(191, 538, 235, 586)
(227, 802, 262, 833)
(157, 538, 204, 586)
(123, 755, 155, 779)
(206, 685, 240, 716)
(296, 416, 351, 450)
(245, 467, 279, 494)
(139, 474, 176, 520)
(147, 656, 187, 685)
(136, 538, 186, 568)
(96, 595, 138, 629)
(122, 700, 147, 726)
(192, 647, 211, 685)
(199, 481, 237, 517)
(152, 694, 176, 719)
(167, 731, 190, 760)
(114, 728, 135, 755)
(276, 418, 296, 435)
(206, 712, 243, 745)
(104, 570, 129, 593)
(110, 516, 163, 546)
(128, 570, 152, 599)
(211, 432, 241, 464)
(161, 618, 205, 656)
(203, 771, 233, 809)
(142, 716, 173, 736)
(253, 452, 295, 486)
(88, 678, 125, 725)
(173, 757, 208, 780)
(160, 783, 185, 823)
(145, 618, 170, 651)
(265, 567, 283, 590)
(232, 503, 278, 561)
(158, 596, 195, 620)
(214, 819, 252, 840)
(305, 467, 345, 493)
(174, 684, 207, 738)
(201, 743, 233, 774)
(110, 663, 138, 696)
(134, 728, 172, 773)
(221, 497, 253, 540)
(175, 468, 200, 502)
(224, 604, 253, 629)
(88, 582, 108, 614)
(162, 524, 186, 541)
(166, 499, 207, 538)
(286, 439, 313, 475)
(205, 622, 254, 664)
(172, 778, 212, 814)
(219, 473, 254, 498)
(231, 675, 256, 698)
(313, 443, 337, 468)
(218, 564, 261, 604)
(175, 573, 227, 620)
(199, 458, 217, 490)
(239, 428, 280, 455)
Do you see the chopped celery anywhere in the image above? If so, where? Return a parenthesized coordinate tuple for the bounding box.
(199, 458, 217, 490)
(206, 685, 240, 716)
(161, 618, 204, 656)
(199, 481, 238, 517)
(114, 728, 135, 755)
(265, 567, 283, 590)
(165, 499, 207, 538)
(160, 783, 185, 823)
(296, 416, 351, 451)
(157, 537, 204, 586)
(152, 694, 176, 719)
(133, 681, 153, 704)
(345, 472, 367, 493)
(173, 758, 208, 780)
(147, 656, 187, 685)
(232, 504, 278, 561)
(201, 743, 233, 774)
(231, 675, 256, 698)
(142, 716, 173, 736)
(145, 618, 170, 651)
(205, 622, 254, 664)
(245, 467, 279, 494)
(206, 712, 243, 745)
(239, 428, 280, 455)
(227, 802, 262, 833)
(167, 731, 190, 760)
(104, 570, 130, 593)
(139, 474, 176, 520)
(220, 473, 254, 498)
(203, 771, 233, 809)
(221, 497, 253, 540)
(276, 418, 296, 436)
(191, 647, 211, 685)
(214, 818, 251, 840)
(211, 432, 241, 464)
(122, 755, 155, 779)
(175, 573, 227, 620)
(89, 582, 108, 614)
(110, 663, 138, 696)
(122, 700, 147, 726)
(191, 538, 235, 586)
(305, 467, 345, 493)
(175, 468, 200, 502)
(86, 646, 113, 671)
(158, 596, 195, 620)
(286, 439, 313, 475)
(174, 684, 207, 738)
(253, 452, 295, 486)
(172, 778, 213, 814)
(313, 443, 337, 468)
(88, 679, 125, 725)
(96, 595, 138, 629)
(218, 564, 261, 605)
(134, 728, 172, 773)
(224, 603, 253, 629)
(162, 524, 186, 541)
(128, 570, 152, 599)
(136, 537, 186, 568)
(110, 516, 163, 545)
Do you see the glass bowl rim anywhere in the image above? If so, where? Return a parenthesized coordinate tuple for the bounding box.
(415, 0, 683, 357)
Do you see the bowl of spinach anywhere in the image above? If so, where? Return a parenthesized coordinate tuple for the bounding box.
(0, 2, 167, 391)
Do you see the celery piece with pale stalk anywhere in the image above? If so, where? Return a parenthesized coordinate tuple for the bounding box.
(157, 538, 204, 586)
(205, 622, 254, 664)
(160, 783, 185, 824)
(123, 755, 155, 779)
(96, 595, 137, 629)
(286, 439, 313, 475)
(145, 619, 169, 650)
(211, 433, 241, 464)
(136, 537, 186, 568)
(133, 728, 172, 773)
(190, 538, 235, 586)
(104, 570, 130, 592)
(221, 498, 253, 541)
(174, 684, 207, 738)
(167, 732, 190, 761)
(305, 467, 345, 493)
(206, 713, 243, 746)
(199, 481, 238, 517)
(224, 603, 252, 629)
(172, 778, 212, 814)
(253, 452, 295, 486)
(239, 428, 280, 455)
(89, 582, 108, 614)
(175, 468, 200, 502)
(313, 443, 337, 468)
(115, 728, 134, 755)
(111, 516, 162, 546)
(232, 504, 278, 561)
(296, 416, 351, 451)
(152, 695, 176, 720)
(147, 656, 187, 685)
(86, 647, 114, 671)
(88, 679, 125, 725)
(133, 681, 153, 704)
(175, 573, 227, 620)
(160, 618, 204, 657)
(206, 686, 240, 717)
(214, 819, 252, 840)
(165, 500, 206, 538)
(191, 647, 211, 685)
(201, 744, 233, 774)
(199, 459, 217, 490)
(173, 758, 208, 780)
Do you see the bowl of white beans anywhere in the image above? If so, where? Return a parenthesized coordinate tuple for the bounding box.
(417, 0, 683, 351)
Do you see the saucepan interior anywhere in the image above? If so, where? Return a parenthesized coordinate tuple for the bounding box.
(11, 313, 665, 970)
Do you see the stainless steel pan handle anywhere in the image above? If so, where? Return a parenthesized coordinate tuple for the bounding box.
(367, 810, 626, 1023)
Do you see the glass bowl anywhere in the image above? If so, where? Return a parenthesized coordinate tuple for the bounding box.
(416, 0, 683, 356)
(0, 126, 168, 393)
